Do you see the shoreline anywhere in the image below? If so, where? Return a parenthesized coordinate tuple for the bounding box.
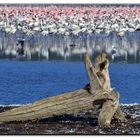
(0, 104, 139, 135)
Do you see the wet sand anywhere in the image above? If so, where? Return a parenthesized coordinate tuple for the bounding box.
(0, 105, 139, 135)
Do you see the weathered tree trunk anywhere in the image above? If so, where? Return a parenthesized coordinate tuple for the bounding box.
(84, 53, 126, 127)
(0, 89, 119, 123)
(98, 90, 119, 127)
(0, 53, 126, 127)
(83, 53, 102, 93)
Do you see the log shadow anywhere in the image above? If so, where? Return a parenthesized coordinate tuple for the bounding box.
(39, 114, 99, 127)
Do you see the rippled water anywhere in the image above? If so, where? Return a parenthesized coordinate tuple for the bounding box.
(0, 60, 139, 105)
(0, 31, 140, 63)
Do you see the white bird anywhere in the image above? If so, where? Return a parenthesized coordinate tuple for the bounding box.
(33, 27, 40, 31)
(34, 21, 40, 27)
(87, 29, 93, 34)
(81, 27, 86, 32)
(5, 26, 12, 33)
(64, 32, 70, 36)
(41, 30, 49, 36)
(49, 28, 57, 34)
(29, 22, 34, 27)
(10, 25, 17, 33)
(117, 31, 125, 36)
(0, 21, 4, 26)
(58, 27, 66, 34)
(72, 27, 81, 35)
(95, 29, 102, 34)
(128, 28, 135, 32)
(5, 25, 16, 34)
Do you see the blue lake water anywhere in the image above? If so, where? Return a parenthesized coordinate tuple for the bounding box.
(0, 60, 139, 105)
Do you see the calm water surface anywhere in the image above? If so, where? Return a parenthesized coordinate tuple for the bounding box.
(0, 60, 139, 105)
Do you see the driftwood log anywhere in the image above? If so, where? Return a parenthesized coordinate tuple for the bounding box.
(0, 53, 126, 127)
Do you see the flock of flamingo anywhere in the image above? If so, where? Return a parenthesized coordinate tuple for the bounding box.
(0, 5, 140, 36)
(0, 5, 140, 61)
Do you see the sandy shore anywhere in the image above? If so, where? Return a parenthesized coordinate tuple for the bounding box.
(0, 105, 139, 135)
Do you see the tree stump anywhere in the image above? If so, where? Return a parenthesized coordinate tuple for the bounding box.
(0, 53, 126, 127)
(84, 53, 126, 127)
(98, 90, 119, 127)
